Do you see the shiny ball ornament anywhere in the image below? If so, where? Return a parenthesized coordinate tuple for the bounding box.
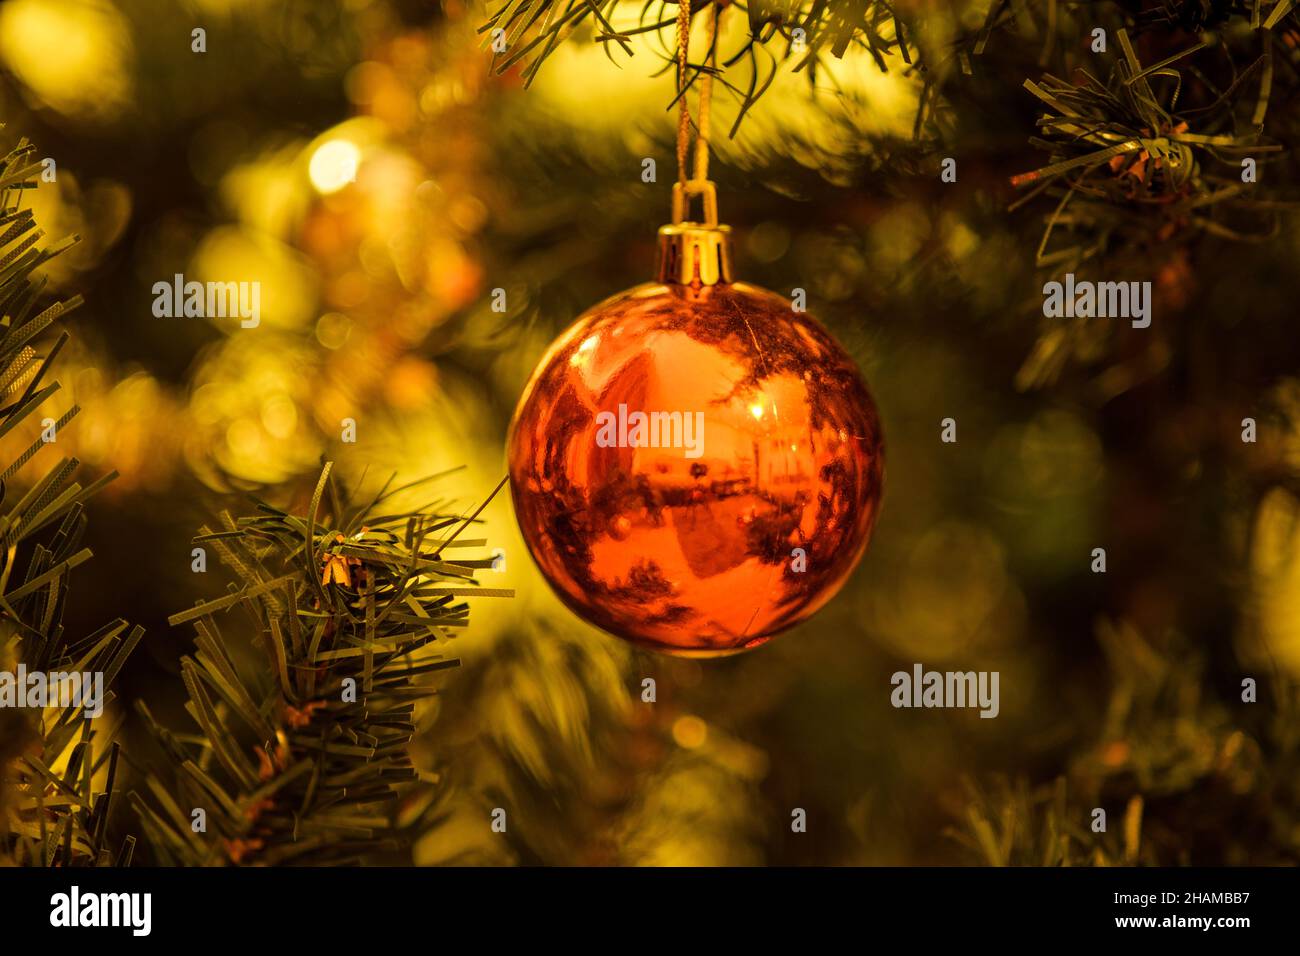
(508, 215, 884, 656)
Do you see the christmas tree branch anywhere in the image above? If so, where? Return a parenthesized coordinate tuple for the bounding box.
(133, 464, 513, 865)
(478, 0, 916, 124)
(0, 135, 137, 867)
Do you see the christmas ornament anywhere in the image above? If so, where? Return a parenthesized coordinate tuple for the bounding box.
(505, 2, 884, 656)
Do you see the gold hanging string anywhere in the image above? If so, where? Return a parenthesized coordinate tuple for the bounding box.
(675, 0, 693, 189)
(672, 1, 721, 226)
(693, 1, 718, 184)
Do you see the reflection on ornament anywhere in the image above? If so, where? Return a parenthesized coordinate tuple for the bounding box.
(508, 210, 884, 657)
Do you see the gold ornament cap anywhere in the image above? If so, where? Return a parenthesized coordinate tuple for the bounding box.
(656, 180, 733, 286)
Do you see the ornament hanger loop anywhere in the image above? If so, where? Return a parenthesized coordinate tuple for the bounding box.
(672, 179, 719, 227)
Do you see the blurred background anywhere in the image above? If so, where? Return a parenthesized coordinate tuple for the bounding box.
(2, 0, 1300, 864)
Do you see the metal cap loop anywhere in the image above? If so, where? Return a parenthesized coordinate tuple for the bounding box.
(671, 179, 719, 227)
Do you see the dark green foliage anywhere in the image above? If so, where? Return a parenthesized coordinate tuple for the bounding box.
(0, 136, 139, 867)
(481, 1, 1299, 267)
(953, 628, 1300, 865)
(1011, 26, 1294, 270)
(480, 0, 917, 134)
(132, 464, 512, 865)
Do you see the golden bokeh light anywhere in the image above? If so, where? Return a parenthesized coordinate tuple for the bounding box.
(309, 139, 362, 194)
(0, 0, 133, 118)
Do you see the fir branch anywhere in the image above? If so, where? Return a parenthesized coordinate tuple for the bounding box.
(1010, 28, 1293, 271)
(951, 622, 1300, 865)
(0, 134, 134, 868)
(1107, 0, 1298, 33)
(135, 464, 513, 866)
(478, 0, 917, 125)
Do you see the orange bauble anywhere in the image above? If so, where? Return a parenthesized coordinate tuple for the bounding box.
(507, 217, 884, 656)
